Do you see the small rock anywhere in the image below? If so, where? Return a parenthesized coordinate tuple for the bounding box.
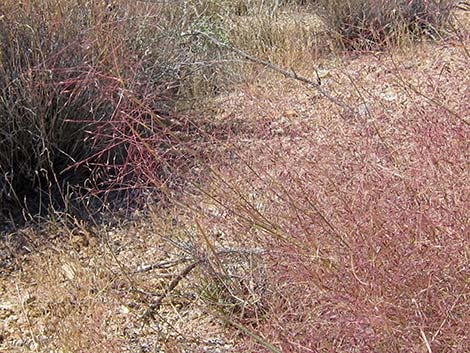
(381, 89, 398, 101)
(316, 68, 331, 79)
(119, 305, 130, 315)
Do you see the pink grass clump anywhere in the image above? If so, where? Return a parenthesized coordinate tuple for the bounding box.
(195, 49, 469, 352)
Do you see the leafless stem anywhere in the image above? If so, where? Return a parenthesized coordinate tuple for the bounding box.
(191, 30, 356, 116)
(134, 257, 191, 273)
(141, 247, 265, 323)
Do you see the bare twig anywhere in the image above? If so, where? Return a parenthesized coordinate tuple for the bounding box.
(141, 247, 265, 323)
(190, 30, 356, 116)
(134, 257, 191, 273)
(141, 259, 201, 324)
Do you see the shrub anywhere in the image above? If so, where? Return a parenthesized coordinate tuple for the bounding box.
(319, 0, 457, 50)
(0, 1, 111, 220)
(0, 0, 227, 224)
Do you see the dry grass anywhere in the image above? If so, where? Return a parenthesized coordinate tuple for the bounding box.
(0, 214, 240, 352)
(0, 0, 237, 222)
(187, 28, 469, 351)
(2, 0, 460, 223)
(1, 1, 469, 353)
(318, 0, 458, 50)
